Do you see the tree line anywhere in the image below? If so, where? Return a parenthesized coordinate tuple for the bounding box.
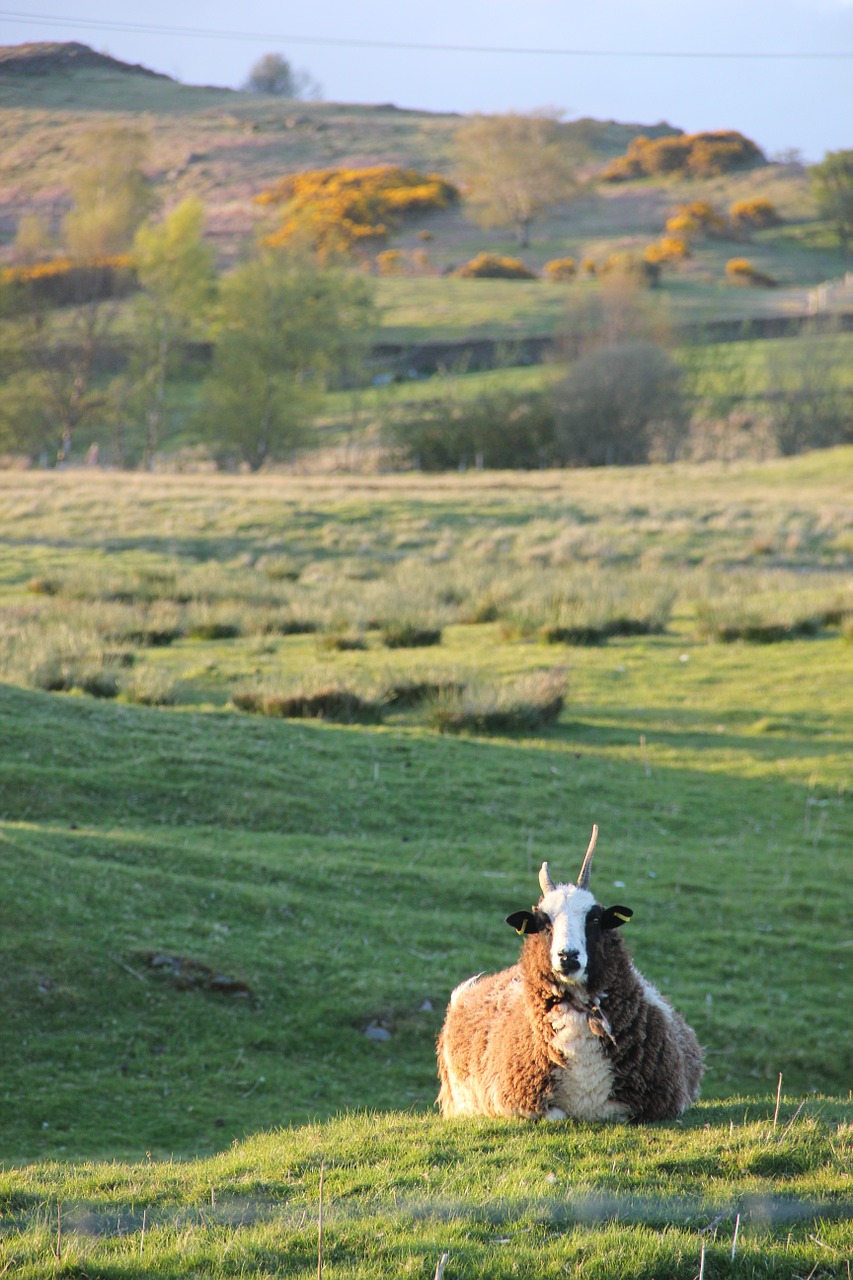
(0, 125, 376, 470)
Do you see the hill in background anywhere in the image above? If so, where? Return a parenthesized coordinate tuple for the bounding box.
(0, 42, 683, 260)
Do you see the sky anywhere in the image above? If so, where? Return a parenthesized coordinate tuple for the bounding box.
(2, 1, 852, 162)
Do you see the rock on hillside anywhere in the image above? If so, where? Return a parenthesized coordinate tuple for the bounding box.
(0, 41, 171, 80)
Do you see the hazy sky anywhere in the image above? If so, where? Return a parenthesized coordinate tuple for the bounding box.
(3, 1, 852, 160)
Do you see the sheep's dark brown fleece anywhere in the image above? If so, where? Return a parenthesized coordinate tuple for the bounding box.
(438, 921, 703, 1122)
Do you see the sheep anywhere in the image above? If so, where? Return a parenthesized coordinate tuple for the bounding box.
(437, 825, 703, 1122)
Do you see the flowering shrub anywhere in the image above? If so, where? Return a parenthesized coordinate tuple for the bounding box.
(2, 254, 135, 305)
(602, 131, 764, 182)
(644, 236, 690, 265)
(452, 253, 537, 279)
(255, 165, 458, 261)
(374, 248, 433, 276)
(543, 256, 577, 282)
(730, 197, 782, 229)
(725, 257, 777, 287)
(667, 200, 730, 239)
(598, 252, 661, 287)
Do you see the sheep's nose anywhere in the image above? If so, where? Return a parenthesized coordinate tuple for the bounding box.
(558, 950, 581, 973)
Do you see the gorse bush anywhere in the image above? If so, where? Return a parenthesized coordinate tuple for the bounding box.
(255, 165, 458, 261)
(666, 200, 730, 239)
(726, 257, 777, 287)
(729, 197, 783, 230)
(598, 252, 661, 288)
(644, 236, 690, 265)
(602, 131, 764, 182)
(543, 256, 578, 281)
(452, 252, 537, 279)
(1, 254, 136, 306)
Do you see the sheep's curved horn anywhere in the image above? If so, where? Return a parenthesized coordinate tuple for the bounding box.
(539, 861, 556, 896)
(576, 824, 599, 890)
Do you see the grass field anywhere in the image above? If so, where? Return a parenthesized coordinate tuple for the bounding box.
(0, 458, 851, 1275)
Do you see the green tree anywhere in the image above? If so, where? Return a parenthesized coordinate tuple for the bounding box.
(130, 197, 217, 466)
(0, 128, 155, 463)
(11, 213, 54, 265)
(200, 251, 375, 470)
(555, 341, 687, 466)
(243, 52, 321, 99)
(810, 150, 853, 252)
(454, 111, 580, 247)
(0, 267, 122, 464)
(62, 126, 157, 259)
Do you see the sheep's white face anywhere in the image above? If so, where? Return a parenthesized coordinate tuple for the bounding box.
(538, 884, 597, 987)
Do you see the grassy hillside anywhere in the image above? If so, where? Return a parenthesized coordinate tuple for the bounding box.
(1, 1109, 851, 1277)
(1, 459, 851, 1275)
(1, 41, 845, 302)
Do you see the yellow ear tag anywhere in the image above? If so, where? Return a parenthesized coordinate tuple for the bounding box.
(517, 920, 528, 935)
(615, 911, 631, 922)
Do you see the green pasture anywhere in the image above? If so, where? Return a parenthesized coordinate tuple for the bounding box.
(0, 460, 851, 1276)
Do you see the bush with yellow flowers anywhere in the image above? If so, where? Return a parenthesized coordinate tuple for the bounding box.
(598, 252, 661, 287)
(602, 131, 764, 182)
(729, 197, 782, 230)
(452, 253, 537, 279)
(543, 256, 578, 282)
(255, 165, 459, 261)
(2, 254, 135, 305)
(667, 200, 730, 239)
(644, 236, 690, 265)
(725, 257, 777, 287)
(374, 248, 433, 276)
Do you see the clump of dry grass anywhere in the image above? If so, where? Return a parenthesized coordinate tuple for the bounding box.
(232, 684, 384, 723)
(317, 624, 368, 652)
(122, 668, 180, 706)
(425, 670, 566, 735)
(381, 677, 463, 707)
(693, 578, 853, 643)
(380, 622, 442, 649)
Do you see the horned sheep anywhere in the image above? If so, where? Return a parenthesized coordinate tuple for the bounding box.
(437, 826, 703, 1122)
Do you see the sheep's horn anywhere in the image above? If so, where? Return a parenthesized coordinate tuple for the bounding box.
(576, 824, 599, 890)
(539, 861, 556, 896)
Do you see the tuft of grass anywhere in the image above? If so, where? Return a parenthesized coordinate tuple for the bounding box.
(185, 619, 242, 641)
(381, 677, 464, 707)
(693, 580, 852, 643)
(380, 622, 443, 649)
(121, 667, 180, 706)
(426, 669, 566, 734)
(25, 576, 60, 596)
(233, 683, 384, 723)
(317, 625, 368, 652)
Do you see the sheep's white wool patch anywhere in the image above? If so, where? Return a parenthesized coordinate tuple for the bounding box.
(547, 1002, 629, 1120)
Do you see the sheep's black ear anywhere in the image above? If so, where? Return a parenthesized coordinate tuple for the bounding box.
(506, 910, 546, 935)
(601, 905, 633, 929)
